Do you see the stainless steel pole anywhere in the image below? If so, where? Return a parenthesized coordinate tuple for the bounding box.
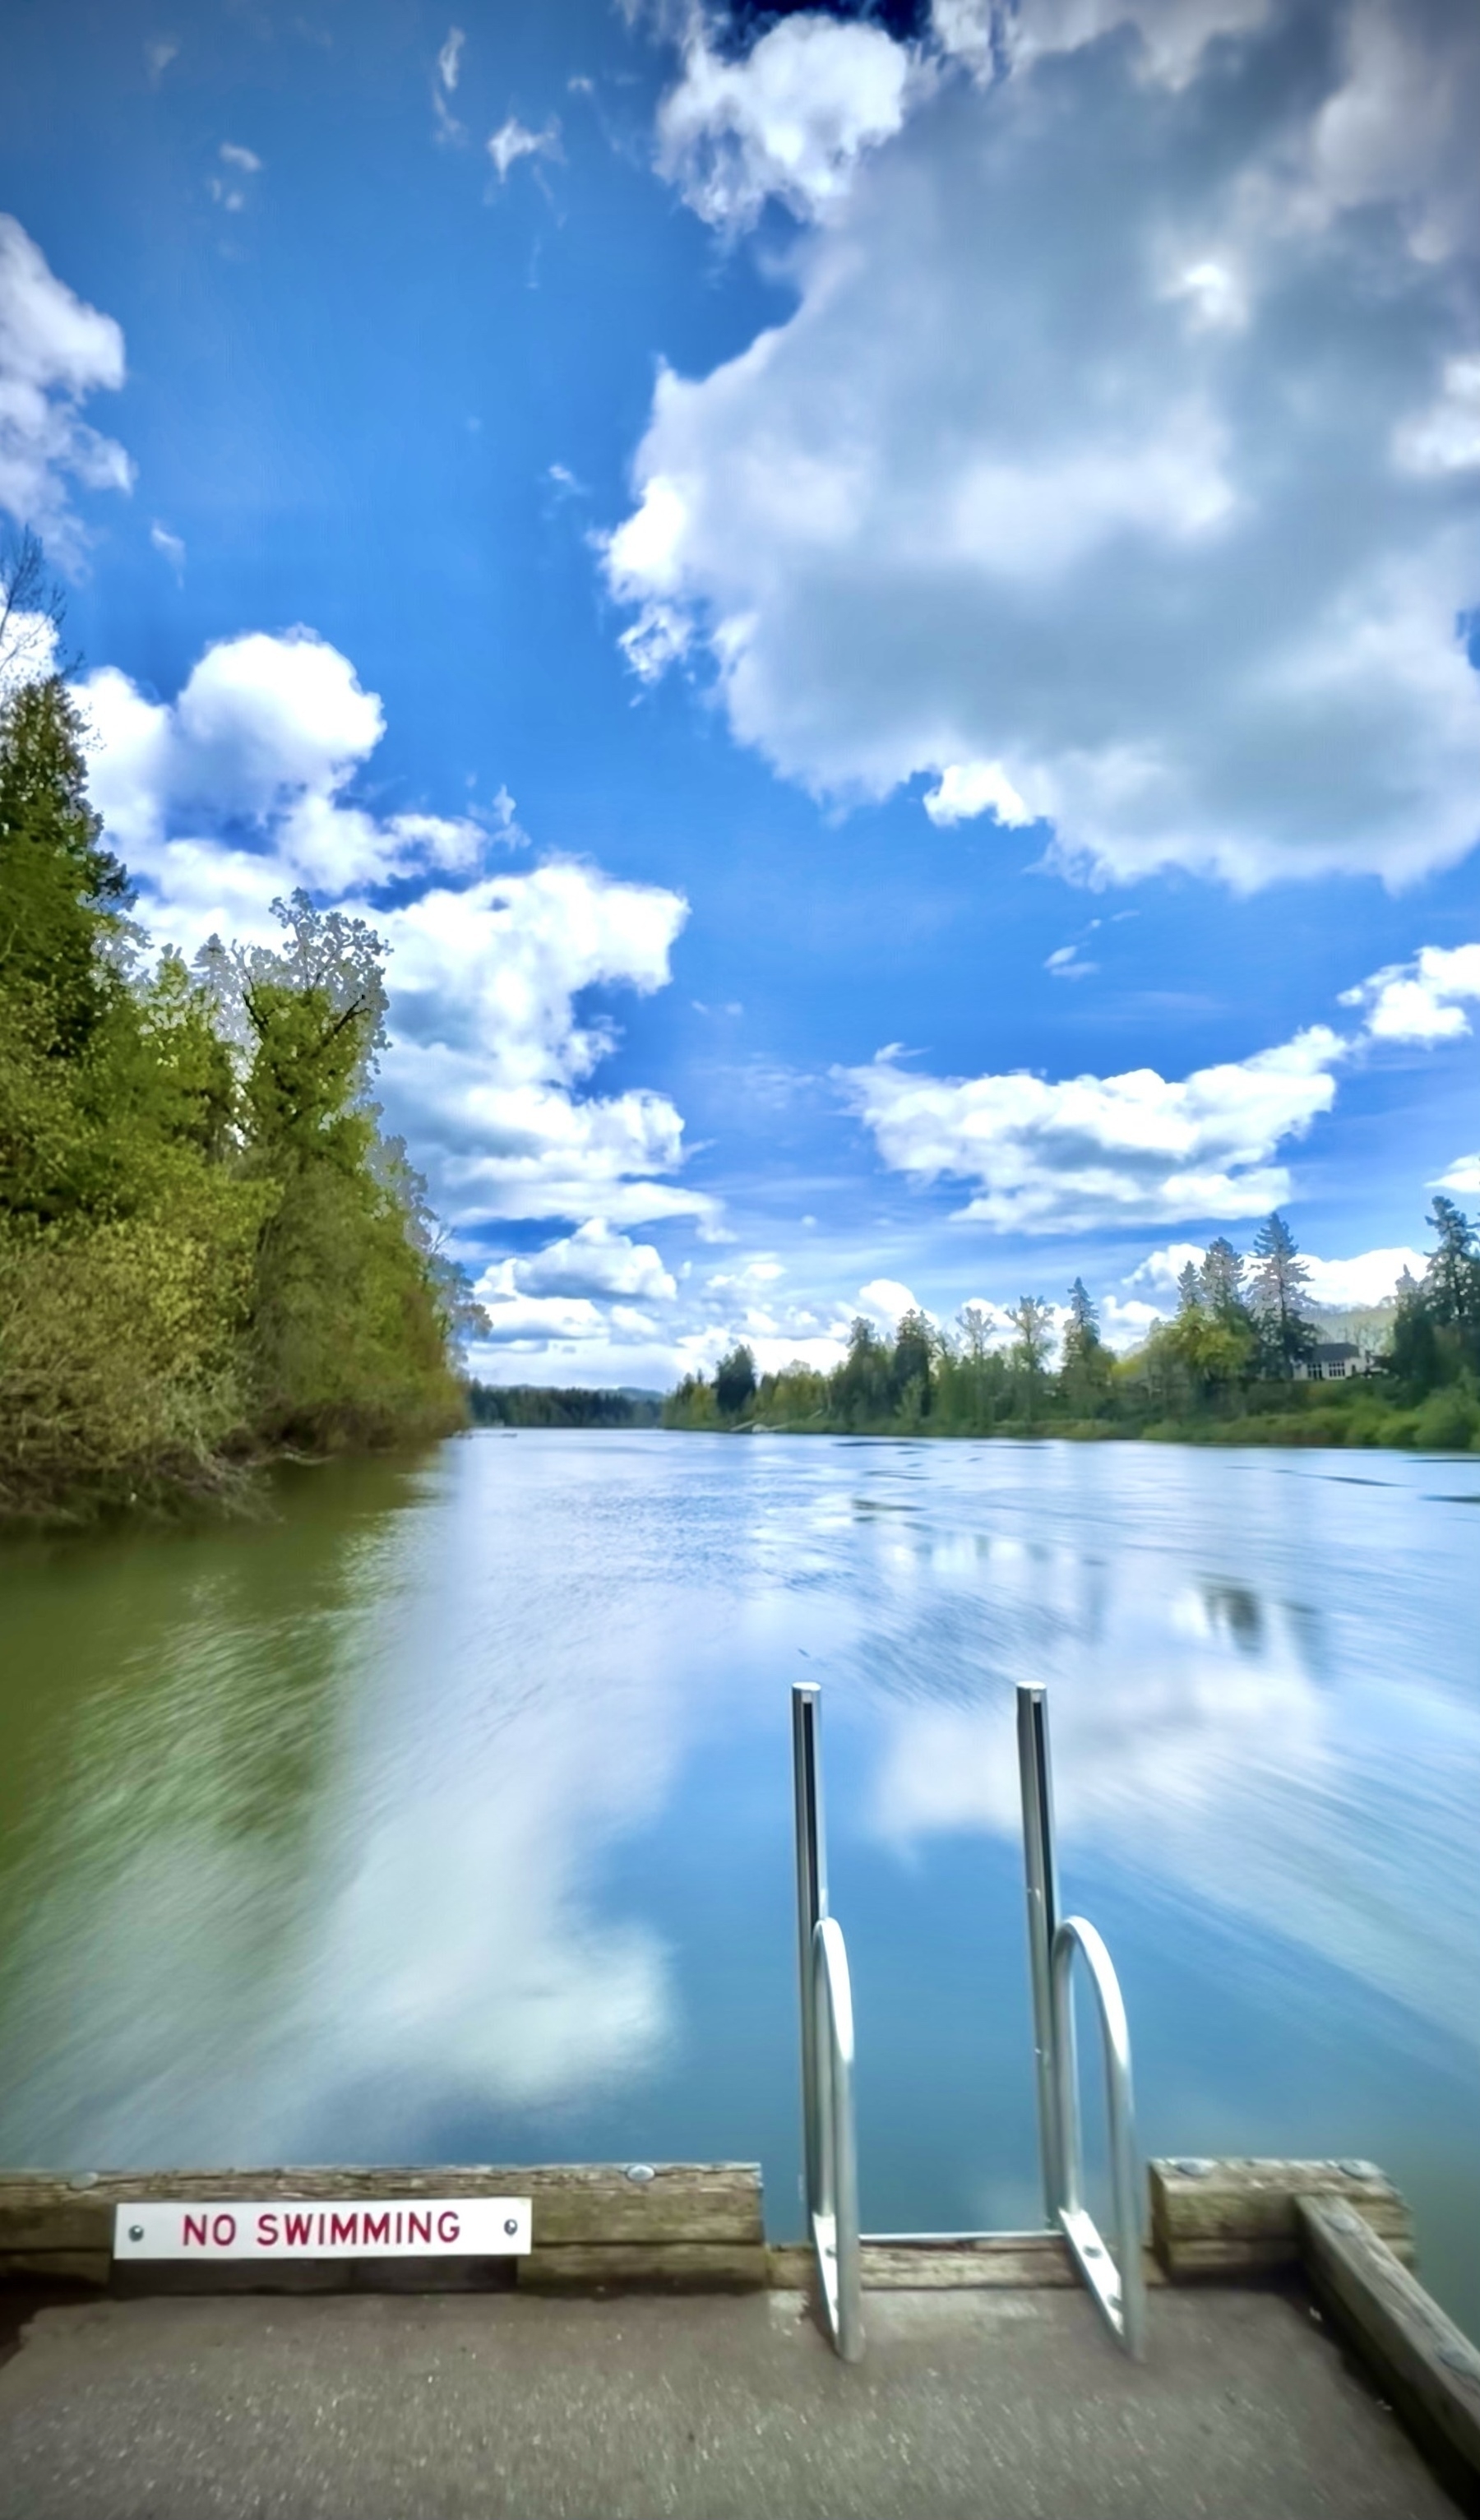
(792, 1682, 827, 2211)
(1016, 1681, 1064, 2225)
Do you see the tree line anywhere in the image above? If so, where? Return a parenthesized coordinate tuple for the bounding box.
(1, 538, 472, 1523)
(664, 1205, 1480, 1453)
(466, 1384, 662, 1428)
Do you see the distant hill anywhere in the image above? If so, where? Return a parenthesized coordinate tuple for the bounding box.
(1306, 1298, 1398, 1357)
(465, 1383, 662, 1428)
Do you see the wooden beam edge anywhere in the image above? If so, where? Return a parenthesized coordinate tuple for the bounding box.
(1149, 2157, 1415, 2281)
(1298, 2198, 1480, 2492)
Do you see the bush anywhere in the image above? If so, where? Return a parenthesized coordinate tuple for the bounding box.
(1411, 1386, 1480, 1452)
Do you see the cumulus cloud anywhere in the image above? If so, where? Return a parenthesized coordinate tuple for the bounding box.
(936, 0, 1274, 90)
(488, 117, 560, 181)
(502, 1219, 678, 1303)
(1432, 1155, 1480, 1195)
(612, 0, 1480, 888)
(377, 862, 711, 1232)
(1340, 941, 1480, 1043)
(1126, 1242, 1424, 1306)
(655, 14, 915, 229)
(76, 630, 490, 915)
(0, 215, 132, 553)
(78, 628, 715, 1245)
(841, 1025, 1348, 1232)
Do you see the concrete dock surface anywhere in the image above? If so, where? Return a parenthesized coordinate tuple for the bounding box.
(0, 2282, 1460, 2519)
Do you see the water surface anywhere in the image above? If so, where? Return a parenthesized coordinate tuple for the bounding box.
(2, 1431, 1478, 2334)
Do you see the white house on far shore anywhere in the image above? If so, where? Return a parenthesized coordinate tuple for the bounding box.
(1294, 1341, 1368, 1381)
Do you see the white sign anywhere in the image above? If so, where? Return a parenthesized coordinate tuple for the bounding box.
(113, 2198, 531, 2261)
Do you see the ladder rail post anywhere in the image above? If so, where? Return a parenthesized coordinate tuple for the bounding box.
(792, 1682, 827, 2214)
(1016, 1681, 1071, 2226)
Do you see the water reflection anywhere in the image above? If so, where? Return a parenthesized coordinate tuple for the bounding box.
(1, 1433, 1478, 2337)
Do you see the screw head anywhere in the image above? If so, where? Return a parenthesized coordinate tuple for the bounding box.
(503, 2217, 518, 2237)
(128, 2225, 144, 2242)
(624, 2163, 656, 2185)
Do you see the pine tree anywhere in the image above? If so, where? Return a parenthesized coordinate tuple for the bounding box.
(1249, 1212, 1316, 1376)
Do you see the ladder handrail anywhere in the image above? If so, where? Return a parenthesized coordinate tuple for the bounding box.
(1050, 1913, 1147, 2360)
(792, 1682, 864, 2362)
(810, 1915, 863, 2363)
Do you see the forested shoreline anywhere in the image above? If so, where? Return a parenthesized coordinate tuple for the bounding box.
(1, 570, 472, 1528)
(664, 1211, 1480, 1452)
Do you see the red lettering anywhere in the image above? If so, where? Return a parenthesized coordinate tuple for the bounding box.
(361, 2212, 390, 2246)
(407, 2211, 432, 2246)
(317, 2213, 326, 2248)
(437, 2211, 460, 2245)
(211, 2213, 236, 2248)
(330, 2212, 358, 2247)
(284, 2212, 312, 2247)
(183, 2214, 208, 2250)
(257, 2213, 279, 2248)
(395, 2212, 403, 2245)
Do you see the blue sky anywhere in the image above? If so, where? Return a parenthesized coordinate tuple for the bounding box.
(2, 0, 1478, 1382)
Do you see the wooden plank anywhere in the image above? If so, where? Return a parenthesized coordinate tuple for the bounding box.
(1299, 2198, 1480, 2490)
(519, 2245, 766, 2293)
(0, 2164, 761, 2273)
(1149, 2158, 1413, 2279)
(767, 2238, 1167, 2291)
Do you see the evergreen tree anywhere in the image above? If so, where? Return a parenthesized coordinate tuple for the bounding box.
(1176, 1260, 1203, 1315)
(1249, 1212, 1316, 1376)
(1422, 1195, 1480, 1329)
(714, 1341, 757, 1417)
(1200, 1237, 1246, 1318)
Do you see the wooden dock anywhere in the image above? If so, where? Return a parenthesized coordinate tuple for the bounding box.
(3, 2155, 1479, 2513)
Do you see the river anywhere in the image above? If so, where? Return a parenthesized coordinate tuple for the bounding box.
(2, 1431, 1478, 2336)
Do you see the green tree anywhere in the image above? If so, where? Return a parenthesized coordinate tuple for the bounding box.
(1249, 1213, 1316, 1377)
(714, 1341, 757, 1418)
(1422, 1195, 1480, 1330)
(890, 1306, 935, 1416)
(1060, 1277, 1112, 1413)
(1006, 1295, 1054, 1426)
(832, 1316, 894, 1425)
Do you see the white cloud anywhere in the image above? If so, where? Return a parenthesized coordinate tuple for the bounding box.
(923, 760, 1033, 829)
(1394, 358, 1480, 479)
(1433, 1155, 1480, 1196)
(0, 215, 132, 553)
(613, 4, 1480, 888)
(856, 1276, 922, 1332)
(220, 141, 262, 173)
(843, 1025, 1348, 1232)
(78, 628, 715, 1246)
(488, 117, 560, 181)
(146, 36, 179, 84)
(655, 15, 915, 229)
(1126, 1241, 1424, 1307)
(76, 630, 489, 907)
(437, 26, 465, 91)
(375, 865, 715, 1234)
(1340, 941, 1480, 1043)
(937, 0, 1274, 90)
(495, 1219, 678, 1304)
(150, 520, 185, 577)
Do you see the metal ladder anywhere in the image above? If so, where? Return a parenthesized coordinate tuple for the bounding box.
(792, 1678, 1147, 2366)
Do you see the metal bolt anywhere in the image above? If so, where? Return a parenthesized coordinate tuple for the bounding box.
(624, 2164, 656, 2185)
(128, 2225, 144, 2242)
(503, 2218, 518, 2238)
